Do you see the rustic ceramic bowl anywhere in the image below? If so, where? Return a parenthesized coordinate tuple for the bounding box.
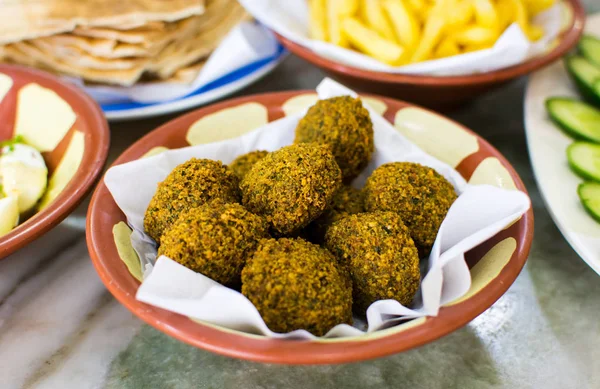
(0, 65, 109, 259)
(274, 0, 585, 109)
(87, 91, 533, 364)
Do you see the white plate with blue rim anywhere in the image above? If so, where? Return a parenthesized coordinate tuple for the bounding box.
(87, 23, 287, 121)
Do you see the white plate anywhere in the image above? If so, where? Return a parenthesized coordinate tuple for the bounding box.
(525, 13, 600, 275)
(102, 48, 286, 121)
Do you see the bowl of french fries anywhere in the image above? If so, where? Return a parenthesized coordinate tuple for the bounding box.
(239, 0, 585, 109)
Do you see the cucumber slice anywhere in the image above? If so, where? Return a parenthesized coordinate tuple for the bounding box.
(565, 56, 600, 106)
(567, 142, 600, 181)
(578, 182, 600, 222)
(546, 98, 600, 142)
(579, 35, 600, 67)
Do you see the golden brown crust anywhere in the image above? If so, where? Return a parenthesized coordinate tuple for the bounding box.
(158, 200, 268, 286)
(240, 143, 342, 235)
(294, 96, 374, 182)
(241, 238, 353, 336)
(325, 211, 420, 313)
(144, 158, 240, 243)
(307, 185, 364, 243)
(229, 150, 269, 180)
(363, 162, 457, 256)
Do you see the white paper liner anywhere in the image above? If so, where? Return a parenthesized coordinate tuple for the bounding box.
(237, 0, 563, 76)
(104, 78, 530, 339)
(66, 22, 281, 105)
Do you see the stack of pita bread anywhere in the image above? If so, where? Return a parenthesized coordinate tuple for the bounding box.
(0, 0, 251, 86)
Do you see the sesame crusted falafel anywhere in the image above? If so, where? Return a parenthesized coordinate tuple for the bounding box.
(240, 143, 342, 235)
(325, 212, 420, 312)
(229, 150, 269, 180)
(158, 200, 269, 286)
(295, 96, 374, 182)
(144, 158, 240, 243)
(241, 238, 353, 336)
(364, 162, 457, 257)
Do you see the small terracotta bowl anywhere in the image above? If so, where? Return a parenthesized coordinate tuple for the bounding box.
(0, 65, 109, 259)
(274, 0, 585, 109)
(87, 91, 533, 364)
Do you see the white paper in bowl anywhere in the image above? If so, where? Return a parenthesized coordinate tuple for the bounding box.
(104, 78, 531, 339)
(237, 0, 563, 76)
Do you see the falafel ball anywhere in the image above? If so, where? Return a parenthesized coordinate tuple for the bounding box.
(295, 96, 374, 182)
(325, 212, 420, 312)
(240, 143, 342, 235)
(307, 185, 364, 243)
(241, 238, 352, 336)
(144, 158, 240, 243)
(229, 150, 269, 180)
(158, 200, 268, 286)
(363, 162, 457, 257)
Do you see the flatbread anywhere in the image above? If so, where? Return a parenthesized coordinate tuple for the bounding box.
(5, 43, 145, 86)
(37, 35, 117, 57)
(0, 0, 249, 86)
(150, 0, 250, 78)
(30, 40, 143, 70)
(0, 0, 204, 45)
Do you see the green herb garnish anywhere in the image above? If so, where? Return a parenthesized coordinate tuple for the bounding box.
(0, 135, 26, 153)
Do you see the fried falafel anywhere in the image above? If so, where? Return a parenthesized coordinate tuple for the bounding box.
(158, 200, 268, 286)
(229, 150, 269, 180)
(325, 211, 420, 312)
(308, 185, 364, 243)
(295, 96, 374, 182)
(144, 158, 240, 243)
(240, 143, 342, 235)
(364, 162, 457, 257)
(241, 238, 353, 336)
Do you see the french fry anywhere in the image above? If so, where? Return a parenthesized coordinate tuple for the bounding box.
(360, 0, 398, 42)
(463, 42, 494, 52)
(447, 0, 475, 29)
(341, 17, 405, 64)
(411, 0, 447, 62)
(420, 2, 434, 21)
(309, 0, 329, 41)
(509, 0, 542, 41)
(453, 25, 499, 46)
(523, 0, 555, 16)
(496, 0, 515, 31)
(383, 0, 420, 50)
(434, 37, 461, 58)
(406, 0, 426, 15)
(472, 0, 499, 30)
(339, 0, 360, 15)
(327, 0, 350, 47)
(527, 24, 545, 41)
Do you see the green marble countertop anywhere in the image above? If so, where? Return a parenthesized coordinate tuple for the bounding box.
(0, 2, 598, 388)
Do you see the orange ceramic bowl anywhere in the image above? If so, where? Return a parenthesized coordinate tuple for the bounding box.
(274, 0, 585, 109)
(0, 65, 109, 259)
(87, 91, 533, 364)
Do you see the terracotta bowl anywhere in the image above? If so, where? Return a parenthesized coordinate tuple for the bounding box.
(87, 91, 533, 364)
(274, 0, 585, 110)
(0, 65, 109, 259)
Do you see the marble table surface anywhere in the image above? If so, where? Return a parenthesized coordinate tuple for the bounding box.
(1, 5, 599, 387)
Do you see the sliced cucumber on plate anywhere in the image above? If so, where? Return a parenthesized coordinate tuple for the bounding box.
(546, 98, 600, 142)
(579, 35, 600, 68)
(565, 56, 600, 106)
(578, 182, 600, 222)
(567, 142, 600, 181)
